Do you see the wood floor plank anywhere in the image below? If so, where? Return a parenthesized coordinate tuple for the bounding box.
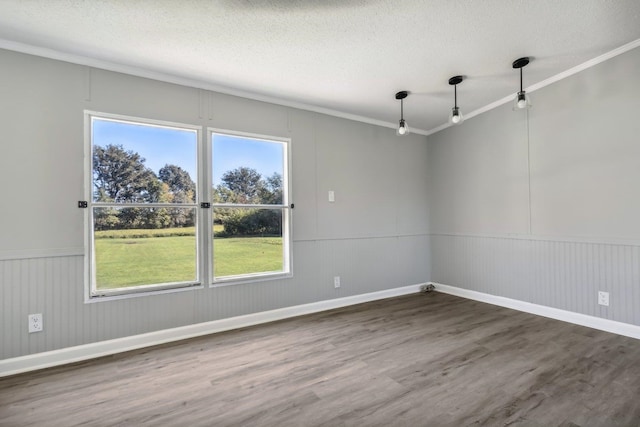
(1, 292, 640, 426)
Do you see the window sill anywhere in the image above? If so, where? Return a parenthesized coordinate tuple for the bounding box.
(211, 272, 293, 288)
(85, 282, 203, 303)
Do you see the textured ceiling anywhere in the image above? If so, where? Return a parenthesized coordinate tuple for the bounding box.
(1, 0, 640, 133)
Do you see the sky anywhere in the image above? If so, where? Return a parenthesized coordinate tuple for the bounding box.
(212, 134, 283, 186)
(93, 118, 283, 189)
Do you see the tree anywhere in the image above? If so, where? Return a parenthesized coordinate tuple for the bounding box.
(159, 164, 196, 227)
(222, 209, 281, 236)
(93, 144, 158, 203)
(220, 167, 263, 203)
(159, 164, 195, 203)
(212, 186, 241, 226)
(101, 183, 172, 231)
(258, 173, 283, 205)
(213, 167, 283, 236)
(94, 206, 120, 230)
(93, 144, 174, 230)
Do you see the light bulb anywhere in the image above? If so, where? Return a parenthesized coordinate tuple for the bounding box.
(397, 119, 409, 135)
(450, 107, 463, 125)
(515, 91, 530, 110)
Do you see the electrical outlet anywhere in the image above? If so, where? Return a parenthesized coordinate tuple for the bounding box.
(598, 291, 609, 307)
(28, 313, 43, 333)
(334, 276, 341, 288)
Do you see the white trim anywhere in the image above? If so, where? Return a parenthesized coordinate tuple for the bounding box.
(84, 283, 204, 304)
(86, 111, 203, 133)
(432, 282, 640, 340)
(209, 127, 291, 144)
(0, 247, 84, 261)
(3, 38, 639, 138)
(0, 284, 423, 377)
(85, 110, 203, 301)
(0, 39, 424, 135)
(426, 38, 640, 135)
(208, 127, 293, 284)
(525, 39, 640, 92)
(211, 272, 293, 288)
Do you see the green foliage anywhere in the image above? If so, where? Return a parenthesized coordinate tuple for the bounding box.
(212, 185, 238, 204)
(94, 207, 120, 231)
(92, 144, 197, 231)
(93, 144, 158, 203)
(159, 164, 196, 203)
(218, 209, 281, 237)
(95, 226, 196, 239)
(159, 164, 196, 228)
(212, 167, 283, 236)
(159, 164, 195, 193)
(93, 144, 282, 236)
(95, 225, 223, 239)
(220, 166, 263, 203)
(259, 173, 283, 204)
(212, 168, 283, 206)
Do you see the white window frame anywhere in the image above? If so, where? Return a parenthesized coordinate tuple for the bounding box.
(84, 111, 203, 300)
(207, 128, 293, 286)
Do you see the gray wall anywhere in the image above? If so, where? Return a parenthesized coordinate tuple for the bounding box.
(5, 42, 638, 362)
(0, 49, 430, 360)
(428, 46, 640, 326)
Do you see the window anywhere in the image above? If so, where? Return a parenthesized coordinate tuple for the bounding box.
(87, 113, 200, 297)
(210, 131, 291, 282)
(86, 113, 291, 298)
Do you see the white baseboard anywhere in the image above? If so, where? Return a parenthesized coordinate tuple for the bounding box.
(432, 282, 640, 340)
(0, 284, 423, 378)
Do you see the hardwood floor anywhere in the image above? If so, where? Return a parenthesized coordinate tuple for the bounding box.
(1, 292, 640, 426)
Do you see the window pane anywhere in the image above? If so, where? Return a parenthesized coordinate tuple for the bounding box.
(93, 207, 197, 290)
(92, 118, 197, 203)
(212, 134, 284, 205)
(213, 208, 283, 278)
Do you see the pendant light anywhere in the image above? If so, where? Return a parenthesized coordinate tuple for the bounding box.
(512, 57, 531, 110)
(395, 91, 409, 135)
(448, 75, 464, 125)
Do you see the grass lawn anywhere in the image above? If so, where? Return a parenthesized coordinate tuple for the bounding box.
(95, 232, 282, 289)
(213, 237, 283, 278)
(95, 235, 197, 289)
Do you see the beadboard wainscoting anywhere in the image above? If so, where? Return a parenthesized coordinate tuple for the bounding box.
(430, 234, 640, 331)
(0, 235, 430, 369)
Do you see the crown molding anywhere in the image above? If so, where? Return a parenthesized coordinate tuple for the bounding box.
(0, 39, 431, 136)
(2, 37, 639, 138)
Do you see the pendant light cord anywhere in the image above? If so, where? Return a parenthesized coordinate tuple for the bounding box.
(454, 84, 458, 109)
(520, 67, 523, 92)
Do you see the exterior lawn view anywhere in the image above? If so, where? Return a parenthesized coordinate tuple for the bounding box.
(91, 118, 286, 291)
(94, 230, 283, 288)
